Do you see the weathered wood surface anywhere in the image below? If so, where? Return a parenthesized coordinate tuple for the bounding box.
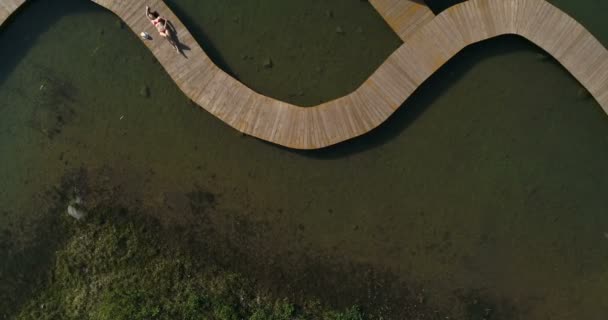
(0, 0, 25, 26)
(369, 0, 435, 40)
(2, 0, 607, 149)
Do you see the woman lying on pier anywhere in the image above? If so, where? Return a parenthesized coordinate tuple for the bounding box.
(145, 6, 179, 53)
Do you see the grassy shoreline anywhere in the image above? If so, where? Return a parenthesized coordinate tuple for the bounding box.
(14, 210, 365, 320)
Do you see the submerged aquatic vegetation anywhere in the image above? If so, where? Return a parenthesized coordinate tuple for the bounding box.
(24, 65, 78, 139)
(13, 202, 367, 320)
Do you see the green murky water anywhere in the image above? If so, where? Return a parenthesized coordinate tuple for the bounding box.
(1, 0, 608, 319)
(164, 0, 402, 106)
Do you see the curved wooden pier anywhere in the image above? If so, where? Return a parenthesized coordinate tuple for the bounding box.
(2, 0, 608, 149)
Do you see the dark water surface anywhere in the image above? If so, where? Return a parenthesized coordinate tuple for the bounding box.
(1, 0, 608, 318)
(164, 0, 402, 106)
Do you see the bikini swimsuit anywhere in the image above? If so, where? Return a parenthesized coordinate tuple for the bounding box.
(152, 17, 168, 36)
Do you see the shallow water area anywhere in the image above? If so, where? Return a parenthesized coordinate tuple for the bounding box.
(1, 0, 608, 319)
(164, 0, 402, 107)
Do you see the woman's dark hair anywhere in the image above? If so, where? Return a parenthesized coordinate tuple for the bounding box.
(149, 11, 159, 19)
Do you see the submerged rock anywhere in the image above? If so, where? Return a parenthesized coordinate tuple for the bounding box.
(140, 85, 150, 98)
(67, 197, 87, 220)
(577, 87, 591, 99)
(535, 52, 550, 61)
(263, 57, 273, 69)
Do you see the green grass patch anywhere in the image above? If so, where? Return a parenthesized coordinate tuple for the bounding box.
(14, 209, 367, 320)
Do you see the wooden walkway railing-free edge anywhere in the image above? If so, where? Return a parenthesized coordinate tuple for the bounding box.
(1, 0, 607, 150)
(0, 0, 25, 26)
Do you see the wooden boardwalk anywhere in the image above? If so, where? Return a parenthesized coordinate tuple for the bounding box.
(0, 0, 25, 26)
(369, 0, 435, 40)
(2, 0, 608, 149)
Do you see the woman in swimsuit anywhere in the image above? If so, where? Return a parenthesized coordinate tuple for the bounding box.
(146, 6, 179, 52)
